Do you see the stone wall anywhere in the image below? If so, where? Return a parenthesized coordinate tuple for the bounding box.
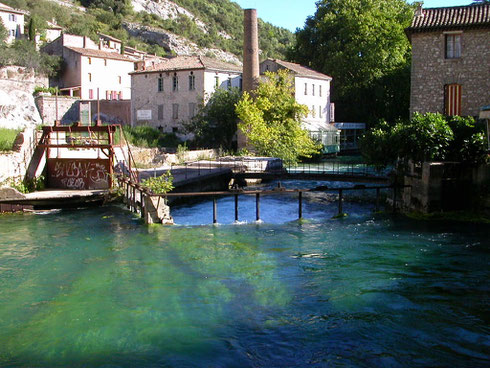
(0, 66, 48, 129)
(410, 29, 490, 117)
(35, 97, 131, 125)
(402, 161, 490, 213)
(130, 147, 218, 166)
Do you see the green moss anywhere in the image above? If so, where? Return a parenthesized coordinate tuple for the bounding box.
(0, 128, 20, 152)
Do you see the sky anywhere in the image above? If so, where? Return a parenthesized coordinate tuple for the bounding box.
(233, 0, 475, 31)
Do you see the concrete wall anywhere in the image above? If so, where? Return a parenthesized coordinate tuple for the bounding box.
(130, 147, 219, 166)
(410, 29, 490, 117)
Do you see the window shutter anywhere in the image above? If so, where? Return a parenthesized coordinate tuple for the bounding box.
(445, 84, 462, 116)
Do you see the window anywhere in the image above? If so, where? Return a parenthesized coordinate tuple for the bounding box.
(106, 90, 111, 100)
(189, 103, 196, 118)
(9, 29, 15, 37)
(445, 34, 461, 59)
(304, 83, 308, 95)
(9, 14, 16, 22)
(445, 84, 462, 116)
(118, 91, 123, 100)
(172, 104, 179, 119)
(158, 77, 164, 92)
(311, 105, 316, 118)
(118, 76, 122, 84)
(88, 89, 93, 99)
(104, 59, 107, 66)
(319, 85, 322, 97)
(112, 91, 117, 100)
(312, 84, 315, 96)
(88, 57, 92, 65)
(227, 77, 232, 90)
(215, 76, 220, 88)
(88, 73, 92, 82)
(158, 104, 164, 120)
(173, 73, 178, 91)
(239, 77, 243, 91)
(319, 105, 322, 118)
(189, 72, 195, 90)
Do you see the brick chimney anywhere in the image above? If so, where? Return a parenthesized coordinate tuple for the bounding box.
(242, 9, 259, 93)
(238, 9, 260, 150)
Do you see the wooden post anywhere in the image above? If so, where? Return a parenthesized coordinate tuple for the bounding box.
(338, 189, 343, 216)
(132, 186, 136, 213)
(298, 191, 303, 219)
(234, 194, 239, 222)
(213, 197, 218, 224)
(126, 182, 130, 208)
(256, 193, 260, 221)
(375, 187, 380, 212)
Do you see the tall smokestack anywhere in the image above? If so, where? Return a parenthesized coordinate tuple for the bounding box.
(238, 9, 260, 150)
(243, 9, 259, 93)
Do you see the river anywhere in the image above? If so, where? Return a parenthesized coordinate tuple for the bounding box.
(0, 180, 488, 367)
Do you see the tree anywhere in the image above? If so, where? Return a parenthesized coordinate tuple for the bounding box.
(80, 0, 132, 16)
(235, 70, 321, 164)
(184, 87, 241, 151)
(0, 20, 7, 45)
(289, 0, 414, 124)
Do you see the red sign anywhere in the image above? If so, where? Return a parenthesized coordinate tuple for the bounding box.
(47, 159, 111, 190)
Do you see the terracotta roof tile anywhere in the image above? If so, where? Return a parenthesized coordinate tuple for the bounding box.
(266, 59, 332, 80)
(132, 55, 242, 74)
(65, 47, 135, 62)
(406, 4, 490, 34)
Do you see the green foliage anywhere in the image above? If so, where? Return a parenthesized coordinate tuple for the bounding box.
(141, 171, 174, 194)
(0, 128, 20, 151)
(0, 20, 8, 44)
(236, 70, 321, 165)
(359, 113, 488, 167)
(289, 0, 414, 123)
(176, 142, 188, 164)
(2, 175, 45, 193)
(80, 0, 132, 16)
(0, 40, 62, 76)
(27, 15, 47, 42)
(33, 86, 59, 95)
(123, 125, 183, 148)
(185, 88, 241, 150)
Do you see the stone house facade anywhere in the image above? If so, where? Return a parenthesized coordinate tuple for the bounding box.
(0, 2, 25, 44)
(259, 59, 334, 132)
(43, 34, 138, 100)
(130, 56, 242, 134)
(406, 4, 490, 117)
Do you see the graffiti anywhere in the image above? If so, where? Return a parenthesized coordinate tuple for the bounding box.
(60, 177, 85, 190)
(48, 159, 110, 189)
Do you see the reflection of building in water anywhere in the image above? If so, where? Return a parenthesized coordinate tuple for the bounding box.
(334, 122, 366, 153)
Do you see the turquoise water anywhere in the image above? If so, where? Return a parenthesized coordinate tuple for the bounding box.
(0, 185, 489, 367)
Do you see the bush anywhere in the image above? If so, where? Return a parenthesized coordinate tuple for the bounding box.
(0, 128, 20, 151)
(359, 113, 488, 167)
(123, 125, 182, 148)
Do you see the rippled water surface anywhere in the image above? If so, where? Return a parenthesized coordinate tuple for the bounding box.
(0, 187, 488, 367)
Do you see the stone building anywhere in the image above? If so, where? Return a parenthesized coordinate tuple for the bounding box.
(406, 4, 490, 117)
(43, 34, 138, 100)
(0, 2, 25, 44)
(130, 55, 242, 134)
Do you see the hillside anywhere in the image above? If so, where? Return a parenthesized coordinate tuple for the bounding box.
(2, 0, 295, 63)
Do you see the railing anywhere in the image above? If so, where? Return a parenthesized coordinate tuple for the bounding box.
(285, 161, 389, 177)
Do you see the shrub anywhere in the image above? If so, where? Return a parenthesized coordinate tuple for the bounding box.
(141, 171, 174, 194)
(122, 125, 182, 148)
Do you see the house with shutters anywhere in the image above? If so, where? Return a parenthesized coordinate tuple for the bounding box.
(42, 33, 144, 100)
(405, 3, 490, 117)
(0, 2, 25, 44)
(130, 55, 242, 134)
